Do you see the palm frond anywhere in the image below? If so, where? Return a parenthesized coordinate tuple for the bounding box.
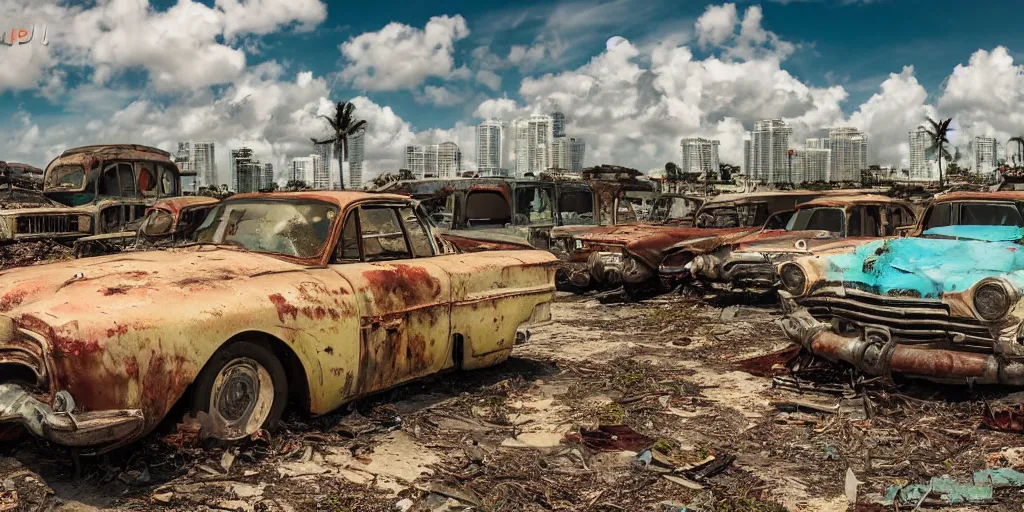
(346, 119, 368, 135)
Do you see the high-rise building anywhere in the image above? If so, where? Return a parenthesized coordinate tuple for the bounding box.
(262, 163, 274, 190)
(347, 131, 365, 189)
(743, 139, 751, 176)
(569, 137, 586, 171)
(828, 127, 868, 182)
(176, 141, 216, 189)
(476, 119, 507, 176)
(527, 115, 553, 174)
(749, 119, 792, 183)
(405, 145, 439, 179)
(679, 138, 721, 178)
(805, 138, 830, 150)
(289, 154, 319, 184)
(551, 137, 570, 170)
(513, 120, 530, 176)
(909, 127, 934, 181)
(791, 149, 831, 183)
(230, 147, 261, 192)
(313, 142, 333, 190)
(974, 136, 998, 177)
(437, 142, 461, 178)
(551, 111, 566, 138)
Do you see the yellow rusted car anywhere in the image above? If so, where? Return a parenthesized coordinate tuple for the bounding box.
(0, 191, 555, 452)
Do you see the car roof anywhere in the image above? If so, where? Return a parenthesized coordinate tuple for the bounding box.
(226, 190, 412, 208)
(799, 194, 911, 208)
(934, 191, 1024, 202)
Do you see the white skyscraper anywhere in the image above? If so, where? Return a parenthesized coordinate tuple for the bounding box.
(313, 142, 333, 189)
(791, 149, 831, 183)
(679, 138, 721, 178)
(289, 155, 319, 184)
(551, 137, 570, 170)
(347, 131, 365, 189)
(262, 163, 274, 190)
(828, 127, 868, 182)
(176, 141, 216, 189)
(909, 127, 934, 181)
(437, 142, 461, 178)
(805, 138, 830, 150)
(974, 136, 998, 177)
(476, 119, 507, 176)
(513, 120, 530, 176)
(527, 115, 553, 174)
(569, 137, 586, 171)
(230, 147, 260, 192)
(743, 139, 751, 176)
(750, 119, 792, 183)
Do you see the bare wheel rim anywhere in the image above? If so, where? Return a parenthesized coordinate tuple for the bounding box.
(208, 357, 274, 441)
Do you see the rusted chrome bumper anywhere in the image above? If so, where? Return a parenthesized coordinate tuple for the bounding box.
(691, 251, 776, 291)
(587, 251, 651, 287)
(778, 307, 1024, 385)
(0, 383, 145, 447)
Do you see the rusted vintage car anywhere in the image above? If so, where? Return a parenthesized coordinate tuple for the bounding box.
(0, 145, 192, 246)
(777, 191, 1024, 385)
(1, 162, 44, 191)
(664, 194, 917, 293)
(72, 196, 221, 258)
(0, 191, 555, 451)
(559, 190, 861, 298)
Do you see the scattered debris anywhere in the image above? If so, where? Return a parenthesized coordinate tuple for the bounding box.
(0, 491, 17, 512)
(568, 425, 654, 452)
(733, 345, 801, 377)
(877, 469, 1024, 507)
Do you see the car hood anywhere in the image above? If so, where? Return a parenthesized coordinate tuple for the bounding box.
(0, 246, 300, 322)
(818, 231, 1024, 298)
(733, 230, 838, 254)
(575, 223, 753, 267)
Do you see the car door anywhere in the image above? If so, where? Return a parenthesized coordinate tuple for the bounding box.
(327, 201, 452, 395)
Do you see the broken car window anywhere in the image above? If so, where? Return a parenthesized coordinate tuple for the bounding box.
(514, 186, 554, 225)
(788, 208, 843, 234)
(196, 200, 338, 258)
(400, 207, 433, 257)
(359, 207, 412, 261)
(48, 165, 85, 190)
(558, 190, 595, 226)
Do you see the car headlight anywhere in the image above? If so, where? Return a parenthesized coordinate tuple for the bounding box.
(779, 263, 808, 296)
(973, 279, 1015, 321)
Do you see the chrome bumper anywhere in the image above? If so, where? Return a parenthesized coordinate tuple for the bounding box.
(0, 383, 145, 447)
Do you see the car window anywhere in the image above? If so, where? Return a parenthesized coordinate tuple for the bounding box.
(515, 186, 554, 225)
(466, 191, 511, 227)
(558, 190, 595, 226)
(159, 165, 177, 196)
(333, 211, 361, 263)
(138, 163, 157, 196)
(959, 203, 1024, 226)
(788, 207, 843, 233)
(400, 207, 433, 257)
(885, 205, 912, 236)
(922, 203, 951, 230)
(360, 207, 411, 261)
(862, 206, 881, 237)
(197, 200, 338, 258)
(764, 211, 793, 230)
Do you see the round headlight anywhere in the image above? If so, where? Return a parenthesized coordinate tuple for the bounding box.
(974, 281, 1012, 321)
(779, 263, 807, 295)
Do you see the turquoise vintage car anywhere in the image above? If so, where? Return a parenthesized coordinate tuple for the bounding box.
(777, 191, 1024, 385)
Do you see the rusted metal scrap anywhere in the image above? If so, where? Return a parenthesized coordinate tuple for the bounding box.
(0, 190, 556, 452)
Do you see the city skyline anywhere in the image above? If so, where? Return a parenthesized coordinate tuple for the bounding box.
(3, 1, 1024, 185)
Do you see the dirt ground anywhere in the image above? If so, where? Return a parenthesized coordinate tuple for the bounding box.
(3, 290, 1024, 511)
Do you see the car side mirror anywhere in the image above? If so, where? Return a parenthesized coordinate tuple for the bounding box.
(895, 225, 914, 238)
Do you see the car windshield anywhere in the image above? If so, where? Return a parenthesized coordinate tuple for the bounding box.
(922, 201, 1024, 236)
(652, 197, 701, 223)
(786, 207, 844, 234)
(195, 199, 338, 258)
(47, 165, 86, 190)
(558, 190, 595, 226)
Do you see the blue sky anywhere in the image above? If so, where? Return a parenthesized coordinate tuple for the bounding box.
(2, 0, 1024, 181)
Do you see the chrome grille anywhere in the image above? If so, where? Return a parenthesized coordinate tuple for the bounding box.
(798, 289, 994, 349)
(15, 214, 80, 234)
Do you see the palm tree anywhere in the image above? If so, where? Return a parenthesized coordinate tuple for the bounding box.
(1009, 136, 1024, 169)
(312, 101, 368, 190)
(922, 117, 953, 187)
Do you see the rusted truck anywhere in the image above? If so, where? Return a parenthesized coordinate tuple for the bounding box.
(558, 190, 860, 298)
(72, 196, 221, 258)
(0, 191, 555, 452)
(664, 194, 917, 293)
(777, 190, 1024, 385)
(0, 145, 192, 247)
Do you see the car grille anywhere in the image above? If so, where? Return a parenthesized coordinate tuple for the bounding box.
(798, 288, 994, 350)
(0, 332, 48, 390)
(16, 214, 80, 235)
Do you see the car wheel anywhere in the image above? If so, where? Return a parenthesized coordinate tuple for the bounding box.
(190, 341, 288, 441)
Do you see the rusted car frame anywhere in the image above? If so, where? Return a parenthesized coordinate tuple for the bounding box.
(561, 190, 865, 297)
(71, 196, 221, 258)
(0, 145, 193, 246)
(777, 190, 1024, 385)
(665, 195, 916, 293)
(0, 191, 555, 451)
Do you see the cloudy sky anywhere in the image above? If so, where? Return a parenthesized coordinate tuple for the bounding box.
(2, 0, 1023, 185)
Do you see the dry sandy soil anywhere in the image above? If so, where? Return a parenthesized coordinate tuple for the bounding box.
(2, 290, 1024, 511)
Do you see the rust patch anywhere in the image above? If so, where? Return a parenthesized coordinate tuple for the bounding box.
(124, 356, 139, 378)
(176, 272, 236, 287)
(331, 367, 344, 377)
(269, 293, 298, 322)
(0, 289, 26, 312)
(103, 285, 131, 296)
(18, 314, 101, 357)
(106, 323, 130, 338)
(362, 264, 442, 309)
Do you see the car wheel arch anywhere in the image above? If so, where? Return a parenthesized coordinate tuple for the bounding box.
(205, 331, 312, 415)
